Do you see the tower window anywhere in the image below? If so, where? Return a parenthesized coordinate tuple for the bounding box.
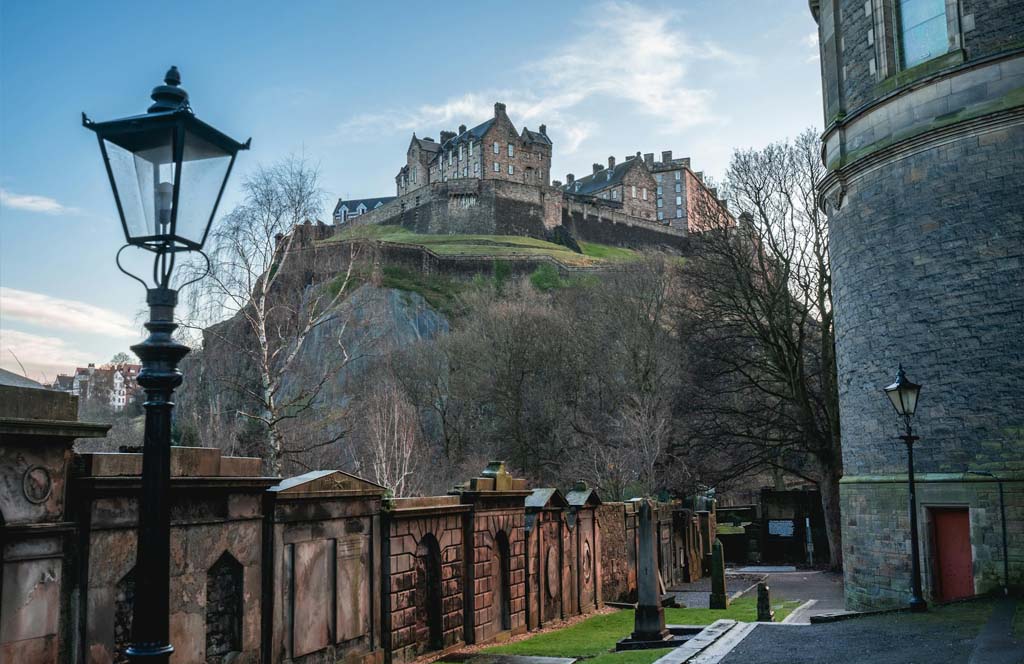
(898, 0, 949, 68)
(494, 162, 500, 172)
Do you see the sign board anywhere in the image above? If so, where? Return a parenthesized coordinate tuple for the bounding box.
(767, 519, 795, 538)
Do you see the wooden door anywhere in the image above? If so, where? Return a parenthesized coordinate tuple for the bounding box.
(932, 508, 973, 601)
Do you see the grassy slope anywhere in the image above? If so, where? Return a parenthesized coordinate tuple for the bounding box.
(480, 597, 802, 664)
(326, 224, 638, 267)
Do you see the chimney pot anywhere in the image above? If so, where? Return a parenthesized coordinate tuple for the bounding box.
(458, 124, 467, 134)
(593, 163, 603, 174)
(539, 124, 547, 135)
(494, 101, 506, 116)
(644, 152, 654, 166)
(608, 155, 616, 169)
(661, 150, 673, 163)
(566, 173, 575, 184)
(682, 157, 691, 168)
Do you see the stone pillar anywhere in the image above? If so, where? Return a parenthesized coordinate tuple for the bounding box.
(709, 539, 728, 609)
(757, 582, 774, 622)
(630, 499, 668, 641)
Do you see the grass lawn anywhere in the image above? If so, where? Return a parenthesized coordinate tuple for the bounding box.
(478, 597, 802, 664)
(327, 225, 636, 267)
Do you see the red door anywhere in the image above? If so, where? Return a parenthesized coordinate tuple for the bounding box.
(932, 508, 973, 601)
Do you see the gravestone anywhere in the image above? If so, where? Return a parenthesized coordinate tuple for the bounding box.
(616, 499, 686, 650)
(709, 539, 728, 609)
(757, 582, 774, 622)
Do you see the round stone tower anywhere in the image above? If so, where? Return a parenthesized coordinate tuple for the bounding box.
(809, 0, 1024, 609)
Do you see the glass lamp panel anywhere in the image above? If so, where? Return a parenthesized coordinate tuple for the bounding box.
(885, 385, 905, 414)
(103, 130, 174, 242)
(174, 129, 233, 246)
(901, 383, 921, 416)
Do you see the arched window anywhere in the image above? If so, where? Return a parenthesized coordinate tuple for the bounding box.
(414, 534, 444, 651)
(206, 552, 243, 663)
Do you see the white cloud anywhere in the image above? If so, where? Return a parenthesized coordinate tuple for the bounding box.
(0, 287, 138, 339)
(0, 188, 78, 215)
(804, 30, 821, 63)
(0, 328, 92, 382)
(333, 2, 739, 149)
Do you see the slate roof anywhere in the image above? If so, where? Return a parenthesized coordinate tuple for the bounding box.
(333, 197, 396, 216)
(522, 128, 552, 146)
(525, 487, 569, 509)
(53, 375, 74, 390)
(441, 118, 496, 151)
(0, 367, 45, 390)
(561, 158, 637, 196)
(413, 136, 442, 153)
(269, 469, 386, 494)
(566, 484, 601, 507)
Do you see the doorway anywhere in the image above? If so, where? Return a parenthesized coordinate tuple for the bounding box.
(495, 531, 512, 631)
(930, 508, 973, 601)
(415, 534, 443, 651)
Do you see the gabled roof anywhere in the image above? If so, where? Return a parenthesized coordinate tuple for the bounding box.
(441, 117, 496, 151)
(562, 158, 641, 197)
(333, 197, 396, 215)
(522, 127, 552, 146)
(269, 469, 386, 495)
(566, 482, 601, 507)
(410, 135, 442, 154)
(526, 487, 569, 509)
(0, 367, 45, 390)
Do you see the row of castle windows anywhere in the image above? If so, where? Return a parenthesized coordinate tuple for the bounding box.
(656, 209, 684, 221)
(656, 183, 683, 195)
(655, 172, 683, 183)
(656, 196, 684, 208)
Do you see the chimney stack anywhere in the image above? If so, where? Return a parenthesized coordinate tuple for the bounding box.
(661, 150, 673, 163)
(458, 124, 467, 134)
(695, 171, 704, 182)
(539, 124, 547, 135)
(593, 163, 603, 174)
(566, 173, 575, 184)
(608, 155, 616, 170)
(682, 157, 691, 168)
(494, 101, 506, 116)
(440, 130, 456, 143)
(644, 152, 654, 166)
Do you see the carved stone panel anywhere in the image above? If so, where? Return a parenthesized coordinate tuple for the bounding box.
(292, 539, 331, 657)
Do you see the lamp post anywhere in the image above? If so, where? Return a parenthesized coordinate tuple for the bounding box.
(883, 364, 927, 612)
(83, 67, 249, 662)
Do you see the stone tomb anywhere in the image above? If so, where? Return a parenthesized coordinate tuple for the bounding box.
(264, 470, 386, 664)
(382, 495, 469, 663)
(456, 462, 531, 644)
(564, 481, 602, 617)
(0, 385, 108, 663)
(72, 446, 272, 664)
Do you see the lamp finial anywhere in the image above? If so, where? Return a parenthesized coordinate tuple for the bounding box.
(148, 65, 190, 114)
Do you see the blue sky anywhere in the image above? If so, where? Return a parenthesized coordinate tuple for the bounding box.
(0, 0, 822, 381)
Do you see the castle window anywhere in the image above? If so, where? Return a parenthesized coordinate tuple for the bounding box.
(631, 185, 637, 198)
(459, 145, 464, 161)
(675, 195, 682, 206)
(508, 143, 514, 157)
(508, 164, 514, 175)
(656, 174, 663, 183)
(676, 208, 683, 218)
(494, 162, 500, 172)
(493, 142, 500, 154)
(898, 0, 949, 68)
(675, 182, 682, 193)
(657, 198, 663, 208)
(642, 188, 648, 200)
(448, 150, 453, 165)
(658, 211, 664, 221)
(657, 186, 662, 195)
(463, 166, 468, 177)
(475, 162, 480, 174)
(612, 189, 618, 200)
(469, 141, 474, 156)
(675, 171, 681, 181)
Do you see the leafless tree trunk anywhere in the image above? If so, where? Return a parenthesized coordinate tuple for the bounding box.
(681, 128, 842, 568)
(182, 155, 359, 476)
(361, 377, 424, 497)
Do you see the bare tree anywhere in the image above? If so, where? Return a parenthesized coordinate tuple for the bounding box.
(680, 128, 842, 568)
(360, 376, 425, 497)
(183, 155, 359, 475)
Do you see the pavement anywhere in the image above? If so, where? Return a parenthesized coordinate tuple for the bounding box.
(712, 597, 1024, 664)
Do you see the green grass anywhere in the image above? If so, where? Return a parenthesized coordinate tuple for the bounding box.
(481, 596, 802, 664)
(326, 224, 636, 267)
(379, 265, 465, 314)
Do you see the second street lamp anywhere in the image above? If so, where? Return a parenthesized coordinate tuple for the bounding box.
(83, 66, 249, 662)
(883, 364, 927, 612)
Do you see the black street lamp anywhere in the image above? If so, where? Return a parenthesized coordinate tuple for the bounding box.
(83, 67, 249, 662)
(883, 364, 927, 612)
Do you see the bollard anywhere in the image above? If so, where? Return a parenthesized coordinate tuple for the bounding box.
(757, 582, 775, 622)
(709, 539, 729, 609)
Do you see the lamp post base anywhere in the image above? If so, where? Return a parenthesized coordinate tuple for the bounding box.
(909, 597, 928, 613)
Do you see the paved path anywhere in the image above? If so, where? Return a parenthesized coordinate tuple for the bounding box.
(759, 570, 845, 623)
(714, 598, 1021, 664)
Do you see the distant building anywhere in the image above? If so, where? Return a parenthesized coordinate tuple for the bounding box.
(332, 197, 396, 224)
(58, 361, 141, 411)
(561, 154, 657, 221)
(642, 151, 729, 232)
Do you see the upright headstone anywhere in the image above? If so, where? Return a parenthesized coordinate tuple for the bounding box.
(709, 539, 729, 609)
(631, 499, 669, 641)
(757, 582, 775, 622)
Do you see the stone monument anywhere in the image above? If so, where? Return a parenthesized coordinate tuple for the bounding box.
(709, 539, 728, 609)
(756, 582, 774, 622)
(616, 499, 686, 650)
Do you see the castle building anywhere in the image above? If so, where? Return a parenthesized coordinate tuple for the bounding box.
(810, 0, 1024, 609)
(642, 151, 724, 232)
(561, 153, 657, 221)
(333, 196, 396, 224)
(395, 102, 552, 197)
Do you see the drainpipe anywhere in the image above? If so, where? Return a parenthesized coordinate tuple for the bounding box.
(966, 470, 1009, 596)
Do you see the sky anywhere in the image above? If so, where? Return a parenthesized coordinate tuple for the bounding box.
(0, 0, 823, 383)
